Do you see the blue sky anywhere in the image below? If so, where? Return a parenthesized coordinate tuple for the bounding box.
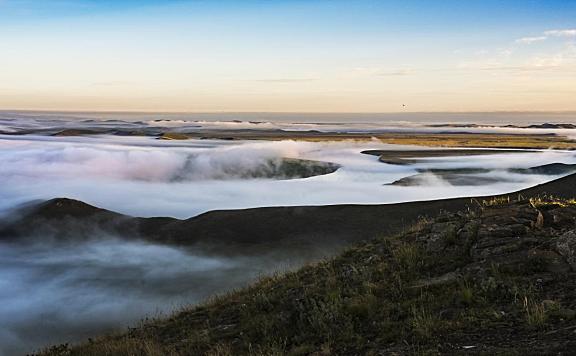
(0, 0, 575, 112)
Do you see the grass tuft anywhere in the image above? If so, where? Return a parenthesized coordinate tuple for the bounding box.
(523, 297, 548, 329)
(410, 305, 439, 341)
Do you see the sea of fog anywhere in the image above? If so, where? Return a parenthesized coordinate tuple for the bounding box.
(1, 110, 575, 126)
(1, 111, 576, 138)
(1, 132, 576, 354)
(1, 135, 575, 218)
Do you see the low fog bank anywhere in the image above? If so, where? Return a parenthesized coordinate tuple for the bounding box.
(0, 236, 333, 355)
(2, 111, 576, 138)
(1, 136, 575, 218)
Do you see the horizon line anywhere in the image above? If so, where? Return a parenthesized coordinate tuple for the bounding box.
(1, 109, 576, 115)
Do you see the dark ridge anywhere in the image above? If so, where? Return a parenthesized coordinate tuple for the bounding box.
(27, 198, 121, 219)
(511, 163, 576, 175)
(51, 129, 110, 136)
(156, 172, 576, 249)
(427, 122, 576, 129)
(386, 163, 576, 187)
(388, 173, 504, 187)
(524, 123, 576, 129)
(0, 198, 177, 243)
(167, 157, 340, 181)
(360, 149, 533, 165)
(247, 158, 339, 180)
(2, 173, 576, 251)
(360, 149, 532, 157)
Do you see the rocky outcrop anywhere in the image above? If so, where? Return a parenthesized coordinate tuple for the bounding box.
(408, 199, 576, 284)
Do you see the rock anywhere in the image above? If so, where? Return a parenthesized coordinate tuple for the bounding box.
(457, 220, 480, 245)
(468, 202, 546, 261)
(535, 210, 545, 229)
(423, 233, 445, 252)
(416, 221, 461, 252)
(551, 230, 576, 271)
(477, 224, 529, 239)
(549, 207, 576, 228)
(481, 201, 539, 222)
(542, 300, 558, 310)
(557, 308, 576, 320)
(527, 249, 571, 274)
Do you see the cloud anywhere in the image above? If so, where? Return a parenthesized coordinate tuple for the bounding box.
(254, 78, 317, 83)
(345, 67, 415, 79)
(544, 29, 576, 38)
(515, 29, 576, 45)
(461, 40, 576, 73)
(515, 36, 547, 44)
(376, 69, 414, 77)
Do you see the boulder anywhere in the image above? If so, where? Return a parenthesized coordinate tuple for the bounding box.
(551, 230, 576, 271)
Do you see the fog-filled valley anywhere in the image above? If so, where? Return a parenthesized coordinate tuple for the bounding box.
(2, 134, 575, 219)
(1, 116, 576, 354)
(0, 236, 341, 355)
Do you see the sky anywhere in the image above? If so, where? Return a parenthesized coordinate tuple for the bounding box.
(0, 0, 575, 113)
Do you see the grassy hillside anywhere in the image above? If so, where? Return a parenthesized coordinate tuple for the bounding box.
(42, 197, 576, 355)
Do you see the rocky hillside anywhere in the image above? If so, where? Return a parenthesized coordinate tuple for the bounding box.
(42, 198, 576, 355)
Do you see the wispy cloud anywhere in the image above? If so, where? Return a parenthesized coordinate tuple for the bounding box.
(544, 29, 576, 38)
(347, 67, 414, 78)
(254, 78, 317, 83)
(460, 43, 576, 74)
(516, 28, 576, 45)
(515, 36, 547, 44)
(376, 69, 414, 76)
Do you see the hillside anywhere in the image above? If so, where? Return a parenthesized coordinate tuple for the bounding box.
(3, 173, 576, 253)
(42, 197, 576, 355)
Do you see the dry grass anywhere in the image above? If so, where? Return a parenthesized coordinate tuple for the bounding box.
(523, 297, 548, 328)
(480, 196, 511, 207)
(405, 216, 433, 233)
(392, 242, 423, 272)
(410, 305, 439, 340)
(529, 195, 576, 208)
